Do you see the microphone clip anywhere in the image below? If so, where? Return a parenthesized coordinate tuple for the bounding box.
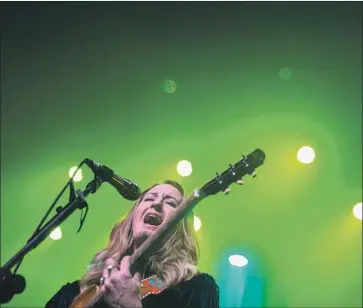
(85, 159, 113, 183)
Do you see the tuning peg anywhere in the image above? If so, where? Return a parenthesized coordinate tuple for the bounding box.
(236, 179, 244, 185)
(229, 164, 236, 176)
(223, 187, 231, 195)
(252, 171, 257, 178)
(216, 172, 223, 184)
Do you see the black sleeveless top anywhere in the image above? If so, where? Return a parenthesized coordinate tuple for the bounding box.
(45, 273, 219, 308)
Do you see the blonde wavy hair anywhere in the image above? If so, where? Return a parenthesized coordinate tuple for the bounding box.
(80, 180, 199, 289)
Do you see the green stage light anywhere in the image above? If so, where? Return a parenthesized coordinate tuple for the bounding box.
(279, 67, 292, 81)
(162, 79, 177, 94)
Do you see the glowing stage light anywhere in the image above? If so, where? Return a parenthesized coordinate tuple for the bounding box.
(297, 146, 315, 164)
(177, 160, 192, 177)
(49, 227, 62, 240)
(353, 202, 362, 221)
(194, 216, 202, 231)
(279, 67, 292, 81)
(69, 166, 83, 182)
(229, 254, 248, 267)
(162, 79, 177, 94)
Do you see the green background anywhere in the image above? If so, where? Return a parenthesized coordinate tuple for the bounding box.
(1, 2, 361, 307)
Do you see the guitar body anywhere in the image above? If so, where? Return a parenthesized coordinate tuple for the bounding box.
(140, 275, 165, 299)
(70, 275, 165, 308)
(70, 285, 99, 308)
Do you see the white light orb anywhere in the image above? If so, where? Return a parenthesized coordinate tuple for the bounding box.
(228, 254, 248, 267)
(297, 146, 315, 164)
(49, 227, 62, 241)
(177, 160, 193, 177)
(69, 166, 83, 182)
(194, 216, 202, 231)
(353, 202, 362, 221)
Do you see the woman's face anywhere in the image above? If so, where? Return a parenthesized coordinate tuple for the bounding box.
(132, 184, 183, 245)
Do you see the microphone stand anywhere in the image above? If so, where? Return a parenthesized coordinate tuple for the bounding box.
(0, 177, 102, 304)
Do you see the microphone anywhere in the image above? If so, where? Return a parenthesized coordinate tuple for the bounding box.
(84, 159, 141, 201)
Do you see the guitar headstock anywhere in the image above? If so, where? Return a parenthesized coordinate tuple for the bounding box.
(200, 148, 266, 197)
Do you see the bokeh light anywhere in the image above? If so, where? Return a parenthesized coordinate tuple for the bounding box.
(68, 166, 83, 182)
(353, 202, 362, 221)
(297, 146, 315, 164)
(162, 79, 177, 94)
(279, 67, 292, 81)
(49, 227, 62, 241)
(194, 216, 202, 231)
(229, 254, 249, 267)
(177, 160, 193, 177)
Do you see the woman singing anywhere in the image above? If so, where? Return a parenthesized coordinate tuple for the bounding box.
(46, 180, 219, 308)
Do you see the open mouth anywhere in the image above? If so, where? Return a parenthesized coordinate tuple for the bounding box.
(143, 213, 162, 227)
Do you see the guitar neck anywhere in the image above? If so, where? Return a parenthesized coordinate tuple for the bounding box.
(126, 190, 203, 274)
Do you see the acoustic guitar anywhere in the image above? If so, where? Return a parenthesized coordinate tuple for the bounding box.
(70, 148, 266, 307)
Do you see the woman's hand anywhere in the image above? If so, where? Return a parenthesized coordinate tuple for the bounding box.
(100, 256, 142, 308)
